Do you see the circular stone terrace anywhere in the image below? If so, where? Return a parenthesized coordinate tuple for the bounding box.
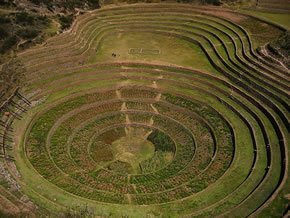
(0, 3, 288, 218)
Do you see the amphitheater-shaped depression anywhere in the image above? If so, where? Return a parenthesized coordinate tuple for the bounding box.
(11, 3, 289, 217)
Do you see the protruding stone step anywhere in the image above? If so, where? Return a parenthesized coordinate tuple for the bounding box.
(121, 102, 127, 111)
(150, 104, 159, 114)
(116, 90, 122, 99)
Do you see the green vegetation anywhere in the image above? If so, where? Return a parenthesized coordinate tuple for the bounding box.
(91, 32, 219, 73)
(140, 151, 174, 173)
(268, 31, 290, 68)
(29, 0, 100, 10)
(58, 14, 74, 30)
(240, 10, 290, 30)
(147, 130, 175, 152)
(0, 10, 49, 59)
(0, 2, 288, 218)
(0, 58, 26, 104)
(111, 128, 155, 173)
(0, 0, 99, 60)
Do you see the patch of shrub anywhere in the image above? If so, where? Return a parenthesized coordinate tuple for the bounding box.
(0, 0, 16, 7)
(0, 15, 11, 24)
(147, 130, 176, 152)
(29, 0, 51, 5)
(15, 12, 35, 25)
(0, 35, 18, 53)
(0, 26, 9, 39)
(28, 0, 100, 10)
(58, 14, 74, 30)
(16, 28, 40, 40)
(87, 0, 100, 8)
(270, 31, 290, 56)
(268, 31, 290, 68)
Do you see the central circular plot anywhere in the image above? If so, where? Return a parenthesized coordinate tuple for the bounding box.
(91, 126, 176, 175)
(111, 127, 155, 174)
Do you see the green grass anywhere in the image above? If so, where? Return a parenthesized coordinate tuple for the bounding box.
(12, 63, 282, 216)
(90, 32, 219, 74)
(111, 127, 155, 174)
(240, 10, 290, 30)
(44, 19, 60, 36)
(140, 151, 173, 174)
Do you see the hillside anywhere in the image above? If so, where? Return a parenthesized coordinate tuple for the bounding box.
(0, 0, 100, 63)
(268, 31, 290, 68)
